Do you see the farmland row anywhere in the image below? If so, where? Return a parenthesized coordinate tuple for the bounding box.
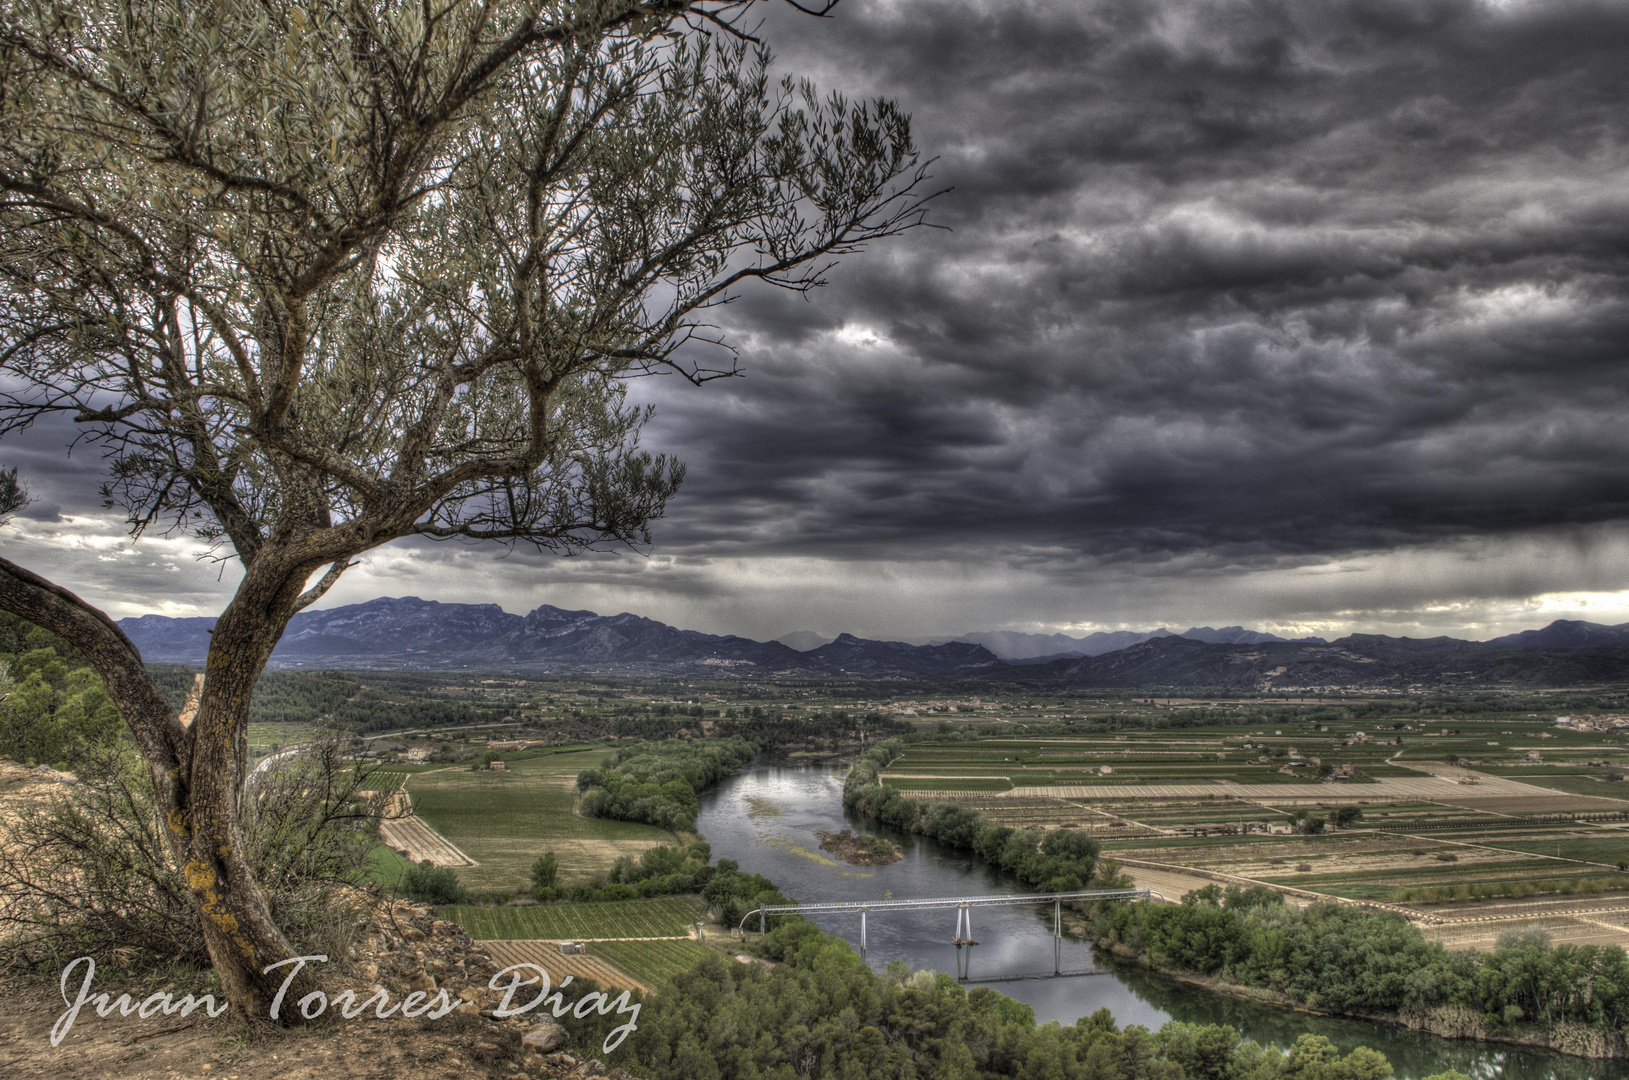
(591, 940, 718, 987)
(442, 896, 706, 941)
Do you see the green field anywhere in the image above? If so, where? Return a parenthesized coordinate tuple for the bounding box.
(885, 777, 1014, 792)
(441, 896, 706, 940)
(876, 737, 1416, 788)
(1496, 836, 1629, 866)
(408, 749, 677, 892)
(592, 939, 718, 986)
(367, 843, 415, 886)
(360, 770, 408, 792)
(1490, 774, 1629, 797)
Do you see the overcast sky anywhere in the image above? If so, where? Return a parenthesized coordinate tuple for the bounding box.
(6, 0, 1629, 644)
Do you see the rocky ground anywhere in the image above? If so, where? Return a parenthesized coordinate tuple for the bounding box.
(0, 898, 646, 1080)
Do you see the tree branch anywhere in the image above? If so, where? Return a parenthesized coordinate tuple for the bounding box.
(0, 557, 190, 786)
(291, 560, 356, 614)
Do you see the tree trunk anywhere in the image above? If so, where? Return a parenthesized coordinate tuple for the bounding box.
(0, 554, 325, 1020)
(174, 556, 328, 1016)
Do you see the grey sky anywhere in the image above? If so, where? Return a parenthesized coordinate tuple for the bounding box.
(5, 0, 1629, 643)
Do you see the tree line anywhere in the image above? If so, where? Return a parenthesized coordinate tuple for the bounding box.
(576, 738, 759, 832)
(1091, 886, 1629, 1047)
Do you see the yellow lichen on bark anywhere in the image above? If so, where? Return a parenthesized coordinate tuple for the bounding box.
(185, 860, 257, 962)
(184, 860, 215, 891)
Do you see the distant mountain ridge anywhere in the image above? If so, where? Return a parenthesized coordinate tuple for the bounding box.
(116, 601, 1629, 686)
(935, 625, 1326, 660)
(998, 624, 1629, 690)
(117, 597, 999, 678)
(1485, 619, 1629, 651)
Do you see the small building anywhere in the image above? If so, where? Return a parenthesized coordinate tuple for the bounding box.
(489, 760, 506, 771)
(559, 942, 584, 954)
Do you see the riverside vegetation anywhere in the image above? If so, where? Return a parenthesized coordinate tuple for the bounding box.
(1089, 886, 1629, 1058)
(576, 738, 759, 832)
(844, 739, 1126, 892)
(603, 919, 1462, 1080)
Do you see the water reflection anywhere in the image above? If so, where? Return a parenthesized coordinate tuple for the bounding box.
(693, 759, 1624, 1080)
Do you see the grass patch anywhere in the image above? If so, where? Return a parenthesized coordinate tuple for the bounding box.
(367, 843, 416, 887)
(442, 896, 706, 940)
(1100, 834, 1303, 852)
(1495, 836, 1629, 866)
(1492, 774, 1629, 797)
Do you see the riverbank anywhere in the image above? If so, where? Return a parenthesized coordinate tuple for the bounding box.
(1083, 878, 1629, 1062)
(1101, 945, 1628, 1060)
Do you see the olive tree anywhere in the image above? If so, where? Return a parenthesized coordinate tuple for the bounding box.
(0, 0, 930, 1015)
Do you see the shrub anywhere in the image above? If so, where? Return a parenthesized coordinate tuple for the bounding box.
(0, 739, 377, 968)
(401, 862, 468, 905)
(531, 851, 559, 894)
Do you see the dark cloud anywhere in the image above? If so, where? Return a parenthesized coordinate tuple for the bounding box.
(635, 0, 1629, 570)
(6, 0, 1629, 637)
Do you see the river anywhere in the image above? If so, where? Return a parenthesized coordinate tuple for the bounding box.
(693, 759, 1625, 1080)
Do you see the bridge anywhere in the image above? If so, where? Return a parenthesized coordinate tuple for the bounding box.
(739, 888, 1164, 979)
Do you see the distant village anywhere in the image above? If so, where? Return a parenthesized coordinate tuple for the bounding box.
(1554, 714, 1629, 732)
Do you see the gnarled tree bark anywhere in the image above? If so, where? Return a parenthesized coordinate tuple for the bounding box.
(0, 553, 327, 1013)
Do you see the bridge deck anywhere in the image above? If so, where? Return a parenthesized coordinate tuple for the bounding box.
(742, 888, 1154, 922)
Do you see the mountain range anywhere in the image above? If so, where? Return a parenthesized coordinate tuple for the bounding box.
(117, 597, 1002, 679)
(926, 625, 1327, 661)
(775, 626, 1325, 660)
(116, 599, 1629, 687)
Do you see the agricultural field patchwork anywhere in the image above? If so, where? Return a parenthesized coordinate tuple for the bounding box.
(884, 719, 1629, 945)
(407, 749, 677, 892)
(245, 722, 320, 751)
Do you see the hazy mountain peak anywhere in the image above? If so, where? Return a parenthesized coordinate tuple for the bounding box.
(1486, 619, 1629, 650)
(1181, 625, 1284, 645)
(775, 631, 833, 652)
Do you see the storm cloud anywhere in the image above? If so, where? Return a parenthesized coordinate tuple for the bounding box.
(6, 0, 1629, 641)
